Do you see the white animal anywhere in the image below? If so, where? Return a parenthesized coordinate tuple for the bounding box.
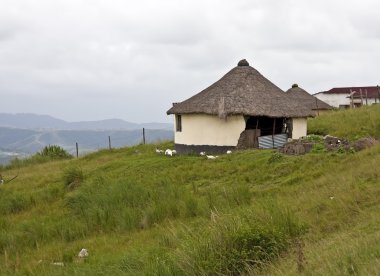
(155, 148, 163, 154)
(206, 155, 218, 160)
(78, 248, 89, 258)
(165, 149, 173, 156)
(200, 152, 206, 156)
(226, 150, 232, 154)
(51, 262, 65, 266)
(0, 179, 4, 185)
(172, 150, 177, 154)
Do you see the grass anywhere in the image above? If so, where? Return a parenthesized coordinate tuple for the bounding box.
(308, 104, 380, 139)
(0, 107, 379, 275)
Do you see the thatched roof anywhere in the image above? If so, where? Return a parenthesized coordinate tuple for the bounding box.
(167, 60, 314, 118)
(286, 84, 332, 111)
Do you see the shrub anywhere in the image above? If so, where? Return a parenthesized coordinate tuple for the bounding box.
(6, 145, 71, 169)
(37, 145, 71, 159)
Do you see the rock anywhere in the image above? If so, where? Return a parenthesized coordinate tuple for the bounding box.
(351, 137, 378, 151)
(323, 135, 350, 151)
(324, 135, 341, 145)
(280, 142, 314, 155)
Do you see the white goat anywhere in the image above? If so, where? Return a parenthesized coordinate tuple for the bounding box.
(165, 149, 173, 156)
(200, 152, 206, 156)
(78, 248, 89, 258)
(51, 262, 65, 266)
(206, 155, 218, 160)
(226, 150, 232, 154)
(172, 150, 177, 154)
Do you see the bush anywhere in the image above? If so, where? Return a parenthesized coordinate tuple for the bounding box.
(37, 145, 71, 159)
(6, 145, 71, 169)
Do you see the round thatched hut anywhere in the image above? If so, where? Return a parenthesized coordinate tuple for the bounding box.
(286, 84, 332, 115)
(167, 59, 314, 154)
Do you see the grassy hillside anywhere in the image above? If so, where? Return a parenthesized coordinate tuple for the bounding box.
(0, 108, 379, 275)
(308, 104, 380, 139)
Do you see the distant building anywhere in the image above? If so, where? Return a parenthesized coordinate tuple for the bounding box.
(285, 84, 332, 115)
(314, 86, 380, 109)
(167, 59, 314, 154)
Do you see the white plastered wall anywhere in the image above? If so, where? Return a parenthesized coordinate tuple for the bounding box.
(353, 98, 378, 105)
(292, 118, 307, 139)
(174, 114, 246, 146)
(315, 93, 379, 108)
(314, 93, 349, 108)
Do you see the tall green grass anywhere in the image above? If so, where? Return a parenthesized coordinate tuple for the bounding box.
(170, 206, 304, 275)
(308, 104, 380, 139)
(0, 115, 379, 275)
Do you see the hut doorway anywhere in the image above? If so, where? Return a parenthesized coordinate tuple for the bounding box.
(245, 116, 284, 135)
(237, 116, 287, 149)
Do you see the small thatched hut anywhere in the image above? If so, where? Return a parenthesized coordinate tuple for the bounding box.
(286, 84, 332, 115)
(167, 59, 314, 154)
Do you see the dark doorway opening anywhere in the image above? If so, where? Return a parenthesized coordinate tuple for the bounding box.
(245, 116, 285, 136)
(238, 116, 287, 149)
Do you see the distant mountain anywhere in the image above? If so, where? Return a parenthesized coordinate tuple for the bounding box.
(0, 126, 173, 164)
(0, 113, 173, 130)
(0, 113, 67, 129)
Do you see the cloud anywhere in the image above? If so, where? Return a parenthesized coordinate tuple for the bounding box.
(1, 0, 380, 122)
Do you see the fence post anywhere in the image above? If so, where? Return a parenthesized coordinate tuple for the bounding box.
(143, 128, 146, 144)
(108, 136, 112, 150)
(76, 142, 79, 158)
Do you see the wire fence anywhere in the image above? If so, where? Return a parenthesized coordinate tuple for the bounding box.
(66, 128, 174, 157)
(0, 128, 174, 163)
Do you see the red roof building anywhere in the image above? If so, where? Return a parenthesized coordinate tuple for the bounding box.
(314, 86, 380, 108)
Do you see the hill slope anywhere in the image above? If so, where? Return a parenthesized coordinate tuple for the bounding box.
(0, 107, 379, 275)
(308, 104, 380, 139)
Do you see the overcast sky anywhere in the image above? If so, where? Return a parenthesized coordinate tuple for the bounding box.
(1, 0, 380, 123)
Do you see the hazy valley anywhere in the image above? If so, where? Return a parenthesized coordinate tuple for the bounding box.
(0, 113, 173, 164)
